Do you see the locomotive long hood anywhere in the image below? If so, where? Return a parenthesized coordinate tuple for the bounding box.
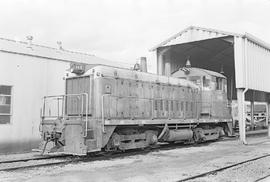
(83, 65, 200, 89)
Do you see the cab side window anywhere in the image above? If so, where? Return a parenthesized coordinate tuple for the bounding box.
(216, 77, 222, 90)
(203, 76, 210, 88)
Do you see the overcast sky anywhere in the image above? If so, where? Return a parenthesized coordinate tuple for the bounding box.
(1, 0, 270, 66)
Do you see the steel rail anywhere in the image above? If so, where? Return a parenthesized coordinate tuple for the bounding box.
(0, 154, 71, 165)
(177, 154, 270, 182)
(255, 174, 270, 182)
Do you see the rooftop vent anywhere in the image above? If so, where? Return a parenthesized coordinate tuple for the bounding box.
(220, 65, 225, 74)
(57, 41, 63, 50)
(26, 35, 33, 48)
(140, 57, 147, 72)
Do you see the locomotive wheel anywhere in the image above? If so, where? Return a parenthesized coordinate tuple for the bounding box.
(105, 133, 121, 151)
(105, 129, 159, 151)
(193, 128, 205, 143)
(145, 130, 158, 145)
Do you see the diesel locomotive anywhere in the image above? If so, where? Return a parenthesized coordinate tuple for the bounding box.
(40, 63, 233, 155)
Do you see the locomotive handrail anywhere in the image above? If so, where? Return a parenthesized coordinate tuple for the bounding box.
(42, 93, 89, 137)
(82, 93, 88, 137)
(42, 95, 64, 118)
(102, 94, 111, 133)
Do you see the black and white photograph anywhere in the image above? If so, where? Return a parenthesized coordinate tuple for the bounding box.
(0, 0, 270, 181)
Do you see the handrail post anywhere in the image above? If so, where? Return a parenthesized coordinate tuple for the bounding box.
(42, 97, 46, 118)
(62, 95, 65, 121)
(84, 93, 88, 138)
(101, 94, 111, 133)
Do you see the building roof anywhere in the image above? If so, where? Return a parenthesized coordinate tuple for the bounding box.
(150, 26, 270, 52)
(0, 37, 132, 68)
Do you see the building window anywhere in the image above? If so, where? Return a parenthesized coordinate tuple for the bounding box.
(0, 85, 12, 124)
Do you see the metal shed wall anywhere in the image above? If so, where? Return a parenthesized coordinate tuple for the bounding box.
(151, 26, 239, 50)
(153, 26, 270, 94)
(234, 35, 270, 93)
(246, 39, 270, 92)
(234, 37, 245, 89)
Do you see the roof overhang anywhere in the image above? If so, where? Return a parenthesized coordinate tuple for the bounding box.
(150, 26, 270, 52)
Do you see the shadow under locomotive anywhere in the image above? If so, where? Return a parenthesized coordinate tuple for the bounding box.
(40, 63, 233, 155)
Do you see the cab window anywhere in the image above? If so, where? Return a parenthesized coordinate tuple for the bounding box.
(202, 76, 210, 88)
(189, 76, 201, 86)
(216, 77, 222, 90)
(223, 79, 227, 92)
(215, 77, 227, 92)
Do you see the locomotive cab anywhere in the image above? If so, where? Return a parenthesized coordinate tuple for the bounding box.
(172, 67, 231, 119)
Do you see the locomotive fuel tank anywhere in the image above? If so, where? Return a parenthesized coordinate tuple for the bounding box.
(162, 129, 193, 142)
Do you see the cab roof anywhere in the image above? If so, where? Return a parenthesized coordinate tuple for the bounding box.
(172, 67, 226, 79)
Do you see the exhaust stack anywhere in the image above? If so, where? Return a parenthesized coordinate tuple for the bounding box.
(140, 57, 147, 72)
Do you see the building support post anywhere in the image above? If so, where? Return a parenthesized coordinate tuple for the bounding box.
(157, 47, 170, 76)
(250, 91, 255, 130)
(267, 102, 270, 137)
(164, 62, 171, 77)
(157, 53, 163, 75)
(237, 88, 247, 144)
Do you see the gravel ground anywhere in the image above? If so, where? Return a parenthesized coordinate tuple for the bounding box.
(0, 136, 270, 182)
(189, 156, 270, 182)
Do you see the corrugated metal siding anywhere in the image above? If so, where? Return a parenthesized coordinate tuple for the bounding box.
(0, 38, 132, 68)
(234, 37, 245, 88)
(246, 39, 270, 92)
(235, 36, 270, 93)
(157, 27, 230, 48)
(153, 26, 270, 95)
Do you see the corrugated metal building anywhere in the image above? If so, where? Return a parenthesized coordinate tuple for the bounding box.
(150, 26, 270, 143)
(0, 37, 130, 154)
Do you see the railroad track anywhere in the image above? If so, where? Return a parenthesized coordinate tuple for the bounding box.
(177, 153, 270, 182)
(0, 154, 71, 165)
(255, 174, 270, 182)
(0, 154, 76, 172)
(0, 137, 236, 172)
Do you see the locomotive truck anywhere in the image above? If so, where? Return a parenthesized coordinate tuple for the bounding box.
(40, 63, 233, 155)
